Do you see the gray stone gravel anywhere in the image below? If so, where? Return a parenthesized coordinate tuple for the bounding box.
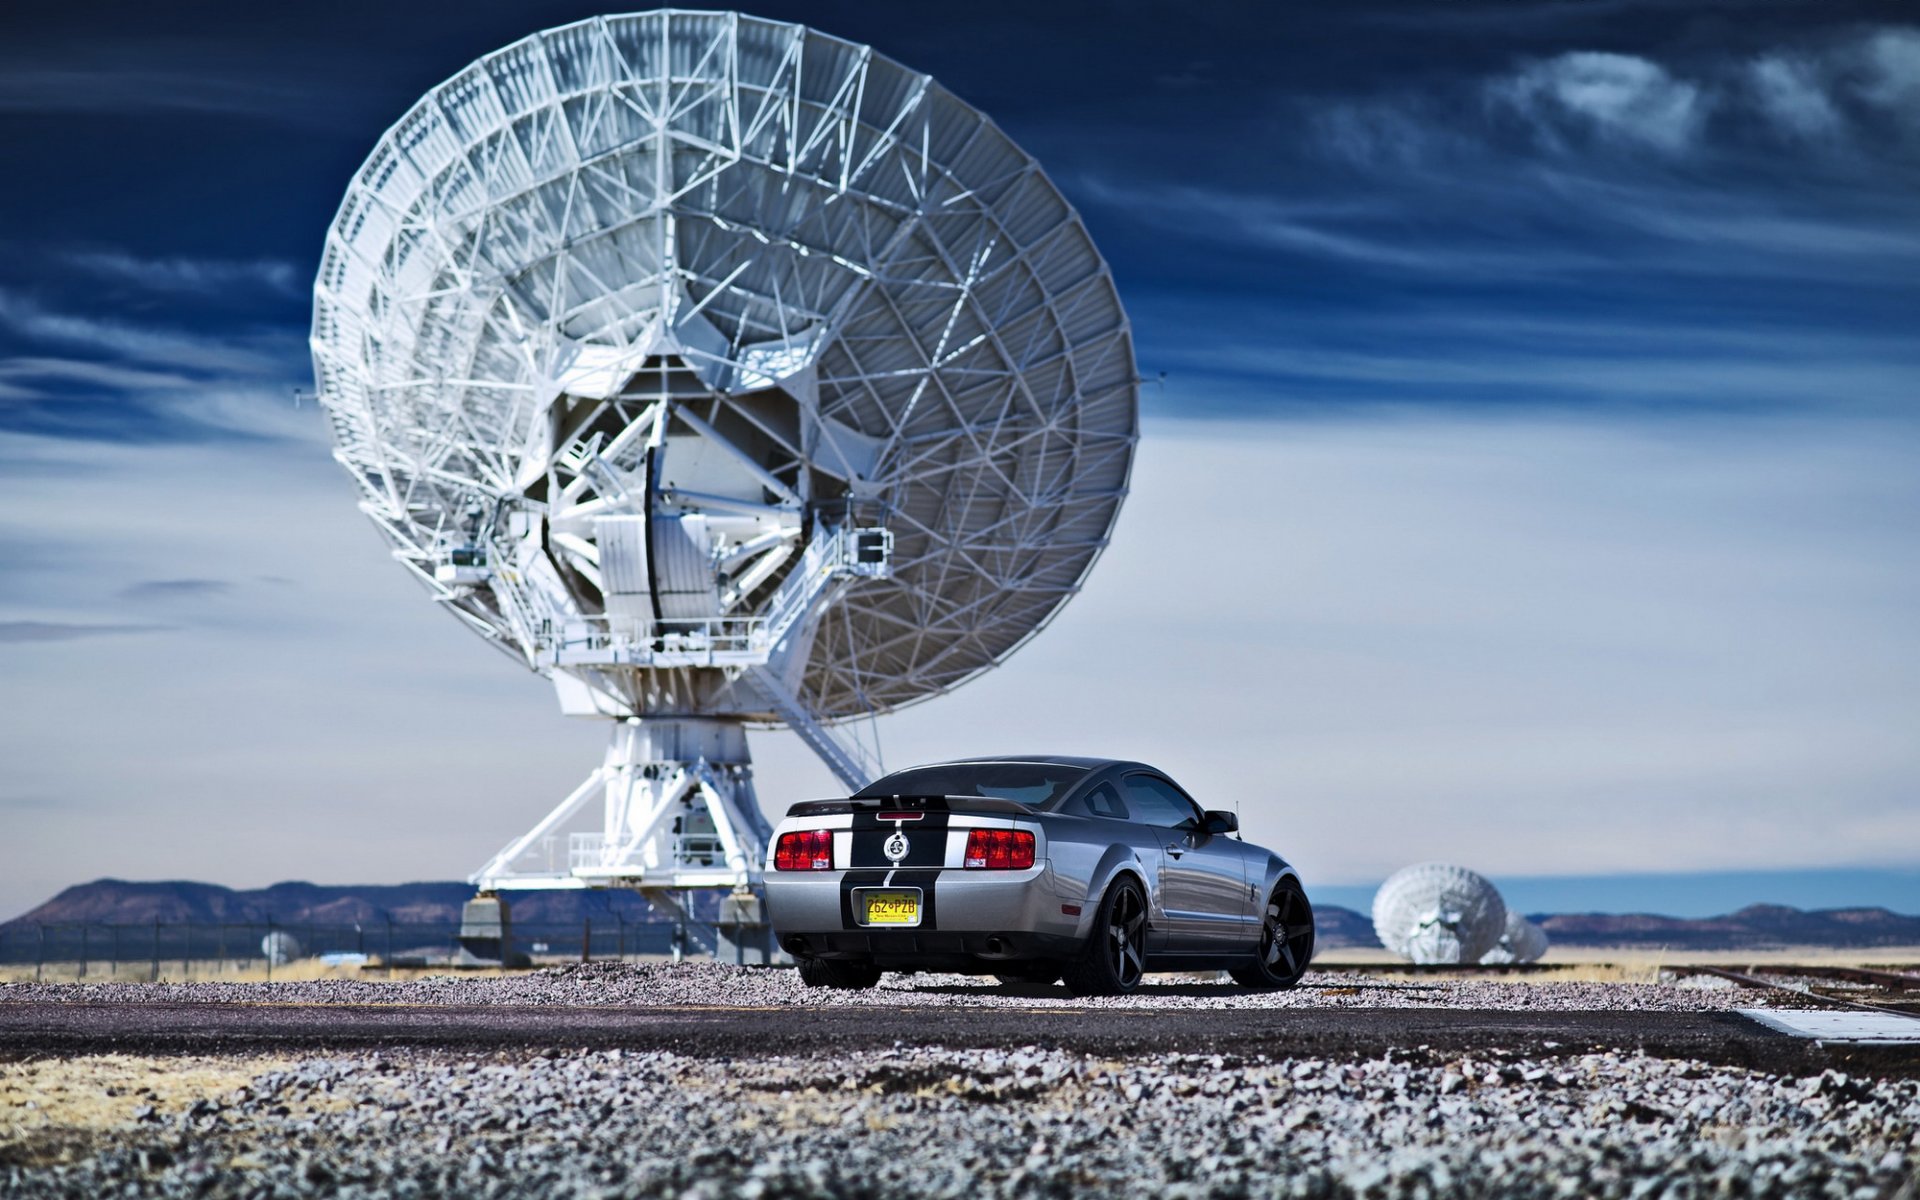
(0, 961, 1822, 1011)
(5, 1044, 1917, 1199)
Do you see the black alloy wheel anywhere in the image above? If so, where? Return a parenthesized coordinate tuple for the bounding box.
(797, 957, 883, 990)
(1061, 877, 1148, 996)
(1231, 878, 1315, 990)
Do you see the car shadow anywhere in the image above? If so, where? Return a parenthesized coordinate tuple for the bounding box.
(895, 977, 1434, 999)
(903, 982, 1243, 999)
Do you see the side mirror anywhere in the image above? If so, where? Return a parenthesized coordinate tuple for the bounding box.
(1201, 810, 1238, 835)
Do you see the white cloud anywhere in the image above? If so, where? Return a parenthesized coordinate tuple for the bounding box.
(67, 251, 301, 298)
(1857, 27, 1920, 116)
(1492, 51, 1709, 154)
(1746, 55, 1845, 141)
(0, 356, 202, 395)
(1735, 27, 1920, 147)
(0, 291, 314, 442)
(0, 290, 289, 377)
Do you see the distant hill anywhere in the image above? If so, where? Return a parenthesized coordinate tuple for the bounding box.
(1311, 904, 1379, 948)
(1536, 904, 1920, 949)
(6, 883, 1915, 951)
(1, 879, 675, 931)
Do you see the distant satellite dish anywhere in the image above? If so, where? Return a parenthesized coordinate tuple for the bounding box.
(1371, 863, 1507, 964)
(1481, 911, 1549, 964)
(260, 931, 302, 967)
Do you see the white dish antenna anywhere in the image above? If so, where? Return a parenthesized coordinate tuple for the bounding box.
(310, 11, 1137, 931)
(1481, 912, 1549, 964)
(260, 931, 302, 967)
(1371, 863, 1508, 965)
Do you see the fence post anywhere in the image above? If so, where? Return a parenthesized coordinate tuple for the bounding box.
(385, 919, 393, 973)
(265, 920, 273, 983)
(111, 925, 120, 980)
(35, 925, 44, 983)
(79, 924, 89, 980)
(617, 915, 626, 961)
(150, 920, 160, 982)
(582, 917, 591, 964)
(218, 925, 227, 977)
(182, 924, 191, 981)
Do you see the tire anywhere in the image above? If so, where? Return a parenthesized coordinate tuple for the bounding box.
(1060, 876, 1149, 997)
(1231, 878, 1315, 990)
(993, 964, 1061, 988)
(797, 957, 882, 990)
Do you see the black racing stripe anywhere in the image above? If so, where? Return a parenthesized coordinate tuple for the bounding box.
(847, 824, 948, 868)
(890, 870, 940, 929)
(839, 870, 888, 929)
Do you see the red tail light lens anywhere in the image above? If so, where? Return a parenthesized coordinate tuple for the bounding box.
(964, 829, 1035, 870)
(774, 829, 834, 871)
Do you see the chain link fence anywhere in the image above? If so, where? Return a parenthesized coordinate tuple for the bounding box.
(0, 918, 722, 982)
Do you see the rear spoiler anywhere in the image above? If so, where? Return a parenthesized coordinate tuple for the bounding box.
(785, 794, 1036, 818)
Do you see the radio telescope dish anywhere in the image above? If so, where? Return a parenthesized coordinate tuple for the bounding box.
(310, 11, 1137, 940)
(260, 932, 302, 968)
(1481, 912, 1549, 965)
(1371, 864, 1508, 965)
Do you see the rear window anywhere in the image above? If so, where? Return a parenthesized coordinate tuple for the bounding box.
(856, 762, 1090, 809)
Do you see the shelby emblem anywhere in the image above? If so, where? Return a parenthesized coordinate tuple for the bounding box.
(883, 830, 911, 865)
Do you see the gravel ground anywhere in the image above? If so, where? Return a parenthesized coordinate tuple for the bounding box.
(0, 961, 1827, 1011)
(3, 1045, 1916, 1199)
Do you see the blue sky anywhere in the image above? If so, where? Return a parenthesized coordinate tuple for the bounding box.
(0, 0, 1915, 922)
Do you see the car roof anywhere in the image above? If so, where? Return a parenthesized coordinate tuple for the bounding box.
(889, 755, 1153, 773)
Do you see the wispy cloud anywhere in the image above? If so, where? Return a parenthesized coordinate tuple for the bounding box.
(0, 290, 315, 444)
(1076, 21, 1920, 322)
(0, 356, 203, 394)
(1073, 177, 1602, 276)
(1853, 27, 1920, 119)
(0, 621, 168, 644)
(66, 251, 301, 298)
(1746, 55, 1846, 143)
(0, 290, 289, 376)
(0, 63, 334, 126)
(1491, 51, 1710, 155)
(118, 579, 233, 602)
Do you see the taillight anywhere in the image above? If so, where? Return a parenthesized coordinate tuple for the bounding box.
(964, 829, 1035, 870)
(774, 829, 834, 871)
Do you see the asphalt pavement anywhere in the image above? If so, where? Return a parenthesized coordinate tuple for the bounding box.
(4, 1000, 1916, 1076)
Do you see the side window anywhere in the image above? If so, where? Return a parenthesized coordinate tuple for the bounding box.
(1123, 775, 1201, 829)
(1083, 782, 1128, 820)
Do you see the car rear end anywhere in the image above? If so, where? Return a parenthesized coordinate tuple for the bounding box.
(764, 796, 1085, 972)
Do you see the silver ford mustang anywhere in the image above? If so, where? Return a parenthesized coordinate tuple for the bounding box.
(763, 756, 1316, 995)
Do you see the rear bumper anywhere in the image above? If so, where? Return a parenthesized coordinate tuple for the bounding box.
(780, 929, 1084, 971)
(765, 861, 1089, 967)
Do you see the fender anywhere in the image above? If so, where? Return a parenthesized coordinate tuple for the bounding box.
(1081, 842, 1162, 943)
(1252, 854, 1302, 904)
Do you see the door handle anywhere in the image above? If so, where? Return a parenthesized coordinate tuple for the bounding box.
(1164, 845, 1186, 859)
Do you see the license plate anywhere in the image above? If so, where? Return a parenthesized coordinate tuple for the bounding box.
(857, 889, 921, 926)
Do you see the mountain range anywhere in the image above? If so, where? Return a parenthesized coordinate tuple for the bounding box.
(6, 880, 1918, 950)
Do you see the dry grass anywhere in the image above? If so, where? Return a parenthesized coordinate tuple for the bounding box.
(0, 960, 380, 985)
(0, 1054, 283, 1163)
